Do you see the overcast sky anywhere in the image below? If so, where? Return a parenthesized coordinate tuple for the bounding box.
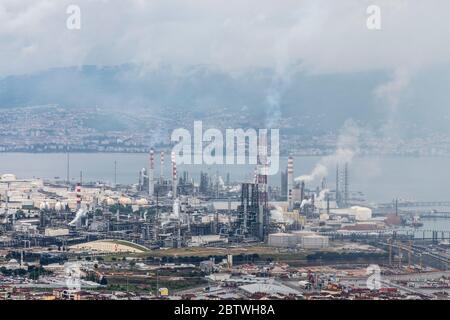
(0, 0, 449, 77)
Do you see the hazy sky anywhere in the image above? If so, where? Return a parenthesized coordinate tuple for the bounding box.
(0, 0, 449, 77)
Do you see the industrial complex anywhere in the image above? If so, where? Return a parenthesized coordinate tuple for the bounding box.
(0, 149, 448, 300)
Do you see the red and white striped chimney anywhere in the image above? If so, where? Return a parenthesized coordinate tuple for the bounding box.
(171, 151, 177, 198)
(149, 149, 154, 196)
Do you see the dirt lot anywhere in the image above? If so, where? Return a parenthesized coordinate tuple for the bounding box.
(145, 245, 281, 257)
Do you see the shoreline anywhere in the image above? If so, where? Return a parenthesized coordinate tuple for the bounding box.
(1, 152, 450, 159)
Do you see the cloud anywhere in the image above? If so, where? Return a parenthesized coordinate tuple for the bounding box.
(0, 0, 450, 76)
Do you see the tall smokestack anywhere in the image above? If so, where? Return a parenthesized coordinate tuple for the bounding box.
(300, 181, 305, 203)
(149, 149, 154, 197)
(160, 151, 165, 182)
(76, 183, 82, 210)
(287, 155, 294, 211)
(326, 193, 330, 215)
(171, 151, 177, 198)
(257, 132, 269, 241)
(5, 187, 10, 222)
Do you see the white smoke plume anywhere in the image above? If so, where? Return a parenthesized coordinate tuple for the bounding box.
(374, 67, 413, 152)
(264, 3, 309, 129)
(299, 198, 311, 209)
(295, 68, 413, 186)
(375, 68, 411, 112)
(295, 120, 360, 184)
(316, 188, 329, 202)
(270, 205, 294, 225)
(265, 80, 283, 128)
(295, 163, 327, 183)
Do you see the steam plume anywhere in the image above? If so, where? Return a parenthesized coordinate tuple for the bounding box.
(295, 121, 360, 183)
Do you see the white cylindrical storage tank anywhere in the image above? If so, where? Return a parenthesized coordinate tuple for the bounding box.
(54, 202, 63, 212)
(136, 198, 148, 206)
(119, 197, 132, 206)
(268, 233, 297, 248)
(46, 200, 56, 210)
(105, 197, 116, 206)
(1, 174, 16, 182)
(350, 206, 372, 221)
(291, 230, 316, 244)
(39, 202, 48, 210)
(301, 235, 329, 249)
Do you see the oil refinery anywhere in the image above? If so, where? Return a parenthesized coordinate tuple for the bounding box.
(0, 150, 448, 301)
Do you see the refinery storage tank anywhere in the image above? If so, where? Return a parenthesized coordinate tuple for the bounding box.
(54, 202, 63, 212)
(301, 235, 329, 249)
(119, 197, 132, 205)
(290, 230, 316, 244)
(104, 197, 116, 206)
(268, 233, 297, 248)
(0, 174, 17, 182)
(136, 198, 148, 206)
(39, 202, 49, 210)
(349, 206, 372, 221)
